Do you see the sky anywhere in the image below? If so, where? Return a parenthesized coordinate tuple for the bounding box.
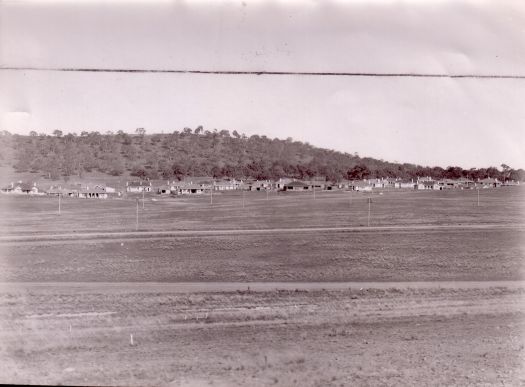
(1, 0, 525, 169)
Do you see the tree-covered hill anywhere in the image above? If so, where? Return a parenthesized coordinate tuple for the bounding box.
(0, 128, 522, 182)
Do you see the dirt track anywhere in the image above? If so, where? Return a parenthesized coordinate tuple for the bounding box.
(1, 223, 523, 243)
(1, 280, 524, 294)
(1, 285, 524, 386)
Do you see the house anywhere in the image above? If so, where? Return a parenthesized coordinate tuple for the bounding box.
(283, 180, 310, 191)
(245, 180, 271, 191)
(415, 180, 439, 190)
(437, 179, 458, 190)
(392, 180, 414, 189)
(214, 179, 240, 191)
(1, 182, 40, 195)
(456, 179, 476, 189)
(176, 183, 209, 195)
(46, 186, 78, 197)
(275, 178, 294, 190)
(78, 187, 108, 199)
(477, 178, 502, 188)
(126, 181, 152, 193)
(348, 180, 372, 192)
(157, 185, 172, 195)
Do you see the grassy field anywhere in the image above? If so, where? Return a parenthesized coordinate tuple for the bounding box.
(0, 187, 524, 385)
(0, 186, 524, 235)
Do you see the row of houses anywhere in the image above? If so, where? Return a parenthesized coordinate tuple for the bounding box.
(0, 182, 118, 198)
(1, 177, 515, 198)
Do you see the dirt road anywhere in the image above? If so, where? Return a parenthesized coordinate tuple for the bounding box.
(1, 284, 523, 386)
(1, 280, 524, 294)
(0, 222, 523, 243)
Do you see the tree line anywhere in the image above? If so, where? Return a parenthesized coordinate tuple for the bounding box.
(0, 128, 523, 182)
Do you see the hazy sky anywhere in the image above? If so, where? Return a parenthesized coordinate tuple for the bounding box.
(1, 1, 525, 169)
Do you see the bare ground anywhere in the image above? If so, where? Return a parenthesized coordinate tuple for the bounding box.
(0, 285, 524, 386)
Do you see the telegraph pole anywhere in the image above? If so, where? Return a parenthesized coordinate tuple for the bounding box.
(136, 199, 139, 230)
(367, 197, 371, 227)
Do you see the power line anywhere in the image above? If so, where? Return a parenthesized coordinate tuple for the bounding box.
(1, 66, 524, 79)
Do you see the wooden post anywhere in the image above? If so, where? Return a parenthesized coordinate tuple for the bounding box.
(266, 187, 269, 200)
(136, 199, 139, 231)
(142, 188, 145, 210)
(477, 188, 480, 207)
(242, 189, 245, 208)
(58, 193, 61, 215)
(210, 184, 213, 205)
(367, 197, 371, 227)
(313, 185, 316, 200)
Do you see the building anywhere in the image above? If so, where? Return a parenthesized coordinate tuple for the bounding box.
(1, 182, 40, 195)
(126, 181, 152, 193)
(78, 187, 108, 199)
(176, 183, 209, 195)
(477, 178, 502, 188)
(283, 180, 310, 191)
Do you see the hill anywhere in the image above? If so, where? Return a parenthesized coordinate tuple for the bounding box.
(0, 128, 522, 183)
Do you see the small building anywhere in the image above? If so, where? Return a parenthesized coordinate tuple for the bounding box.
(283, 180, 310, 191)
(46, 186, 78, 197)
(248, 180, 271, 191)
(126, 181, 152, 193)
(176, 183, 209, 195)
(78, 187, 108, 199)
(1, 182, 40, 195)
(348, 180, 372, 192)
(477, 178, 502, 188)
(416, 180, 439, 190)
(275, 178, 294, 190)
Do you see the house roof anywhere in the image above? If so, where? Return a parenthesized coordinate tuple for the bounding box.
(128, 181, 150, 187)
(79, 187, 107, 194)
(285, 181, 308, 187)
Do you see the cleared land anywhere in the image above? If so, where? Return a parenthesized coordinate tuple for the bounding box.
(1, 286, 524, 386)
(0, 187, 524, 385)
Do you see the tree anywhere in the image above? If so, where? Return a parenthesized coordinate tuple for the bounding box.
(29, 131, 38, 137)
(135, 128, 146, 136)
(501, 164, 511, 182)
(53, 130, 63, 137)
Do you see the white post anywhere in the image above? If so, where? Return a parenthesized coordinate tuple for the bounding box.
(477, 188, 480, 207)
(142, 188, 145, 210)
(210, 184, 213, 205)
(58, 193, 61, 215)
(266, 187, 269, 200)
(242, 189, 245, 208)
(130, 334, 134, 346)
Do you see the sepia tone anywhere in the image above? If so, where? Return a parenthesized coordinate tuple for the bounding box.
(0, 1, 524, 386)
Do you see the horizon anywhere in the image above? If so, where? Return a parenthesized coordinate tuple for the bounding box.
(1, 129, 521, 172)
(2, 1, 525, 170)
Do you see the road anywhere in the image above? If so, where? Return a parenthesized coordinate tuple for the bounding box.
(1, 280, 524, 294)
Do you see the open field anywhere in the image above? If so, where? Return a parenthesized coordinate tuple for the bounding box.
(1, 186, 523, 235)
(0, 187, 524, 385)
(1, 285, 524, 386)
(1, 227, 524, 282)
